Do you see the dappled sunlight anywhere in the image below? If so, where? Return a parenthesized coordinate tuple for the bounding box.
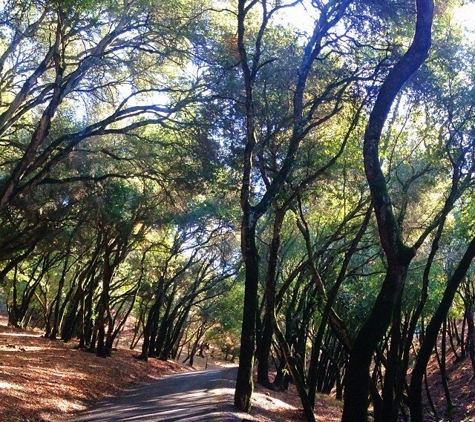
(212, 386, 297, 410)
(0, 318, 187, 421)
(0, 380, 22, 390)
(67, 367, 305, 422)
(252, 390, 297, 410)
(0, 317, 330, 421)
(0, 331, 42, 337)
(316, 416, 340, 421)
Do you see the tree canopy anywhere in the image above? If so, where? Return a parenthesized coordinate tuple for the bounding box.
(1, 0, 475, 421)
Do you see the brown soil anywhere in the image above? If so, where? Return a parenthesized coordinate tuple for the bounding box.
(422, 345, 475, 422)
(3, 313, 474, 422)
(0, 318, 185, 422)
(0, 315, 342, 422)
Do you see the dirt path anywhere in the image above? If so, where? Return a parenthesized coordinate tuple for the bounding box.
(66, 367, 253, 422)
(0, 315, 311, 422)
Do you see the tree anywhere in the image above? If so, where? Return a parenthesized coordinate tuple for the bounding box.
(230, 0, 363, 414)
(3, 2, 475, 421)
(342, 1, 434, 420)
(0, 0, 205, 210)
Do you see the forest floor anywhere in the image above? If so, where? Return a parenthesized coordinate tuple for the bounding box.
(1, 312, 474, 422)
(0, 314, 342, 422)
(422, 344, 475, 422)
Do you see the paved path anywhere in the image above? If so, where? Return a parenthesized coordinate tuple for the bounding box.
(68, 367, 254, 422)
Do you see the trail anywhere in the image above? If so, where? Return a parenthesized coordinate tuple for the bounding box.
(67, 367, 255, 422)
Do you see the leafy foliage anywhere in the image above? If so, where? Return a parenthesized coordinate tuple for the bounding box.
(1, 0, 475, 421)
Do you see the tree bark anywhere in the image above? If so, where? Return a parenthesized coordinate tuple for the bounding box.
(409, 236, 475, 422)
(274, 320, 316, 422)
(96, 256, 113, 358)
(343, 266, 409, 422)
(466, 303, 475, 377)
(342, 1, 433, 420)
(234, 0, 356, 412)
(257, 207, 285, 387)
(437, 320, 453, 411)
(234, 212, 260, 412)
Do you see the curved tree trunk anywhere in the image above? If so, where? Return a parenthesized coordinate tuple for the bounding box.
(342, 1, 433, 420)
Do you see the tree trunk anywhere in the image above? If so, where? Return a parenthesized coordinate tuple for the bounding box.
(161, 306, 191, 360)
(83, 272, 99, 350)
(233, 0, 354, 412)
(436, 320, 453, 411)
(139, 301, 159, 360)
(49, 256, 70, 340)
(343, 266, 408, 422)
(466, 303, 475, 377)
(61, 283, 82, 343)
(154, 287, 175, 358)
(447, 318, 461, 360)
(342, 1, 433, 420)
(234, 213, 259, 412)
(96, 257, 112, 358)
(307, 205, 370, 407)
(409, 236, 475, 422)
(257, 207, 285, 387)
(380, 295, 404, 422)
(62, 240, 102, 343)
(274, 320, 316, 422)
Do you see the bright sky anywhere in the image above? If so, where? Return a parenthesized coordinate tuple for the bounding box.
(453, 2, 475, 35)
(275, 0, 316, 32)
(278, 1, 475, 38)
